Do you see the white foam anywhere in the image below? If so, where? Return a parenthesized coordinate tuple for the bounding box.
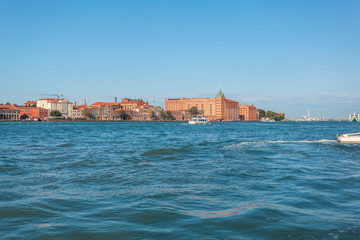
(229, 139, 337, 147)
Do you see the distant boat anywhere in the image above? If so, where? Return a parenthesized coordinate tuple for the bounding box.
(349, 111, 359, 122)
(189, 115, 210, 124)
(295, 110, 326, 122)
(260, 117, 275, 122)
(337, 133, 360, 143)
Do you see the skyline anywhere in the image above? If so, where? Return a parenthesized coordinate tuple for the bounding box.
(1, 0, 359, 119)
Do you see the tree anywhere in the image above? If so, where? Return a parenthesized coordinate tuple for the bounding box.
(84, 111, 94, 120)
(6, 102, 11, 105)
(50, 110, 62, 117)
(166, 111, 173, 120)
(274, 114, 284, 121)
(119, 110, 127, 120)
(266, 110, 277, 119)
(160, 111, 166, 120)
(150, 111, 157, 120)
(258, 109, 266, 119)
(189, 106, 199, 115)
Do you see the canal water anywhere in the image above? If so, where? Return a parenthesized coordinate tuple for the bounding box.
(1, 121, 359, 239)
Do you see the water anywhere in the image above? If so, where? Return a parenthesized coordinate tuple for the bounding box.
(1, 121, 360, 239)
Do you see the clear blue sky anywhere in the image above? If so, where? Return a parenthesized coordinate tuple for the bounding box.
(1, 0, 359, 118)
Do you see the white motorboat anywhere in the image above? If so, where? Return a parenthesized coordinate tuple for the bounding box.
(189, 115, 210, 125)
(337, 133, 360, 143)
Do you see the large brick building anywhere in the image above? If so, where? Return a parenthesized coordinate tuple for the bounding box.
(18, 107, 48, 120)
(239, 104, 257, 121)
(165, 90, 239, 121)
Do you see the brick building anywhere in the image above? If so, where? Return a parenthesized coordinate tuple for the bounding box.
(165, 89, 239, 121)
(239, 104, 257, 121)
(18, 107, 48, 120)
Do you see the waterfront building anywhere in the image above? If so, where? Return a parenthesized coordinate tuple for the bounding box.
(165, 89, 239, 121)
(120, 98, 145, 110)
(90, 100, 122, 120)
(23, 101, 36, 107)
(89, 105, 101, 120)
(36, 98, 73, 118)
(0, 105, 20, 120)
(239, 104, 257, 121)
(72, 107, 84, 119)
(18, 107, 48, 120)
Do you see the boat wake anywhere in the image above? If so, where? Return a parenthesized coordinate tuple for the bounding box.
(229, 139, 337, 147)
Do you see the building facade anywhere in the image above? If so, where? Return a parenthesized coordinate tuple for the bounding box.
(18, 107, 48, 120)
(239, 104, 257, 121)
(165, 90, 239, 121)
(36, 98, 73, 118)
(23, 101, 36, 106)
(0, 105, 20, 120)
(89, 101, 122, 120)
(72, 107, 84, 119)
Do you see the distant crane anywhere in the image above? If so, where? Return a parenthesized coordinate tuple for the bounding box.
(74, 99, 89, 106)
(40, 94, 63, 99)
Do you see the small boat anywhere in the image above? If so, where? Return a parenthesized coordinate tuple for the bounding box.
(189, 115, 210, 125)
(337, 133, 360, 143)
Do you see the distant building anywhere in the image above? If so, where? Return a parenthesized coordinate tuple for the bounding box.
(165, 89, 239, 121)
(23, 101, 36, 106)
(72, 107, 83, 119)
(36, 98, 73, 118)
(18, 107, 48, 120)
(90, 99, 122, 120)
(239, 104, 257, 121)
(120, 98, 145, 110)
(0, 105, 20, 120)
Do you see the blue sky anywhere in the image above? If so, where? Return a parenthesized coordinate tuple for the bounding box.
(1, 0, 359, 118)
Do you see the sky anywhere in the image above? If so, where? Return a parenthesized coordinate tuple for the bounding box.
(0, 0, 359, 119)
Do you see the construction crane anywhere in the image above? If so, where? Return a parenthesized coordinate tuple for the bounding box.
(40, 94, 63, 99)
(74, 99, 89, 106)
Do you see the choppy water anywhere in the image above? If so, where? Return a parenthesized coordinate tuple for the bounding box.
(1, 121, 360, 239)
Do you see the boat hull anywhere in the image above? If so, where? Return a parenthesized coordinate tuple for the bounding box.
(188, 120, 209, 125)
(337, 135, 360, 143)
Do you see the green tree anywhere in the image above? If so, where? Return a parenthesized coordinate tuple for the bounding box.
(50, 110, 62, 117)
(266, 110, 276, 119)
(119, 110, 127, 120)
(6, 102, 11, 105)
(160, 111, 166, 120)
(150, 111, 157, 120)
(274, 114, 284, 121)
(189, 106, 199, 116)
(166, 111, 173, 120)
(258, 109, 266, 119)
(84, 111, 94, 120)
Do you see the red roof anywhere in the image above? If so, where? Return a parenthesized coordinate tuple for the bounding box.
(17, 107, 47, 110)
(90, 105, 101, 109)
(24, 101, 36, 105)
(92, 102, 120, 106)
(38, 98, 57, 101)
(226, 99, 238, 103)
(0, 104, 19, 110)
(77, 104, 89, 108)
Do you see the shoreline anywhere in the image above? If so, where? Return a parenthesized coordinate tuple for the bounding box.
(0, 119, 348, 123)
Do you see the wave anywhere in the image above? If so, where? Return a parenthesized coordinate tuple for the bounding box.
(229, 139, 337, 147)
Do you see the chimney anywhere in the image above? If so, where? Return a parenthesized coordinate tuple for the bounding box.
(115, 97, 117, 103)
(75, 101, 77, 106)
